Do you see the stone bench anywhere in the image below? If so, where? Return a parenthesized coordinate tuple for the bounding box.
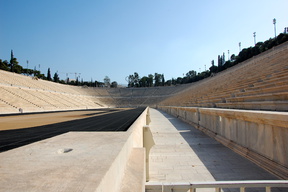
(216, 101, 288, 111)
(226, 92, 288, 102)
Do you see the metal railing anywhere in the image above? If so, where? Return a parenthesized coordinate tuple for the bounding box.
(146, 180, 288, 192)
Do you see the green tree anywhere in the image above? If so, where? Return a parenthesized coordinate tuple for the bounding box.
(0, 59, 9, 71)
(9, 50, 15, 72)
(128, 74, 135, 87)
(104, 76, 110, 87)
(111, 81, 118, 88)
(139, 76, 148, 87)
(165, 79, 172, 86)
(185, 70, 197, 83)
(9, 50, 22, 73)
(171, 78, 176, 85)
(209, 65, 218, 73)
(154, 73, 161, 86)
(47, 68, 52, 81)
(148, 74, 153, 87)
(127, 72, 140, 87)
(230, 54, 236, 62)
(161, 74, 165, 86)
(176, 77, 183, 84)
(133, 72, 140, 87)
(53, 72, 60, 82)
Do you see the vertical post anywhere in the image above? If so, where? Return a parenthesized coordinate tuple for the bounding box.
(266, 186, 271, 192)
(228, 50, 230, 61)
(273, 18, 277, 38)
(253, 32, 256, 45)
(239, 42, 241, 52)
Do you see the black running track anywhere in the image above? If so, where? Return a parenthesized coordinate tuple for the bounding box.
(0, 107, 145, 153)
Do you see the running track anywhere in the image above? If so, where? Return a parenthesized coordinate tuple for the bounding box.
(0, 108, 145, 152)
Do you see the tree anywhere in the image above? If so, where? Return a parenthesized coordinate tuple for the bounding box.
(230, 54, 236, 62)
(53, 72, 60, 82)
(171, 78, 176, 85)
(209, 65, 218, 73)
(186, 70, 196, 78)
(185, 70, 197, 83)
(133, 72, 140, 87)
(148, 74, 154, 87)
(128, 74, 135, 87)
(111, 81, 118, 88)
(176, 77, 183, 84)
(47, 68, 52, 81)
(165, 79, 172, 86)
(127, 72, 140, 87)
(161, 74, 165, 86)
(8, 50, 22, 73)
(139, 76, 148, 87)
(218, 55, 222, 67)
(154, 73, 161, 86)
(9, 50, 14, 72)
(104, 76, 110, 87)
(0, 59, 9, 71)
(76, 77, 79, 85)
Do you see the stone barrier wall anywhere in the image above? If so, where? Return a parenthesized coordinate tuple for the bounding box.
(96, 107, 149, 192)
(158, 106, 288, 179)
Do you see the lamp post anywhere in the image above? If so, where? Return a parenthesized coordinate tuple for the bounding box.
(228, 50, 230, 61)
(239, 42, 241, 52)
(253, 32, 256, 45)
(273, 18, 277, 38)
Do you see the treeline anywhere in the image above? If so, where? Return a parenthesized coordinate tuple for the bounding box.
(0, 51, 109, 87)
(127, 73, 165, 87)
(211, 33, 288, 73)
(127, 33, 288, 88)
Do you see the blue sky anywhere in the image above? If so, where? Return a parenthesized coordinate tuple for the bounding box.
(1, 0, 287, 85)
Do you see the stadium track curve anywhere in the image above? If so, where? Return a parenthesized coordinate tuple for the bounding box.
(0, 107, 145, 153)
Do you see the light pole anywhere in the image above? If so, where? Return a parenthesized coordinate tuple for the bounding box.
(273, 18, 277, 38)
(228, 50, 230, 61)
(239, 42, 241, 52)
(253, 32, 256, 45)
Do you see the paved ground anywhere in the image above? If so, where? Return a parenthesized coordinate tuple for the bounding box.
(0, 131, 131, 192)
(148, 108, 286, 192)
(0, 108, 145, 152)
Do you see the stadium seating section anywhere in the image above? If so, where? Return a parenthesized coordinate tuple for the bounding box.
(0, 42, 287, 114)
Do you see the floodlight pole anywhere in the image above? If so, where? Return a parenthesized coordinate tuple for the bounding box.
(253, 32, 256, 45)
(228, 50, 230, 61)
(239, 42, 241, 52)
(273, 18, 277, 38)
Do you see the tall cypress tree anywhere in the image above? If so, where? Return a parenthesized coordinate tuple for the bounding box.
(47, 68, 52, 81)
(10, 50, 14, 72)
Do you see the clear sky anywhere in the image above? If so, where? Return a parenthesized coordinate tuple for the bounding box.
(0, 0, 287, 85)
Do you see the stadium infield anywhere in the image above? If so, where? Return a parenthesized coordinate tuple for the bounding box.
(0, 107, 145, 152)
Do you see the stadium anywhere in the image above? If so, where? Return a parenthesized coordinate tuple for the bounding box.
(0, 41, 288, 191)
